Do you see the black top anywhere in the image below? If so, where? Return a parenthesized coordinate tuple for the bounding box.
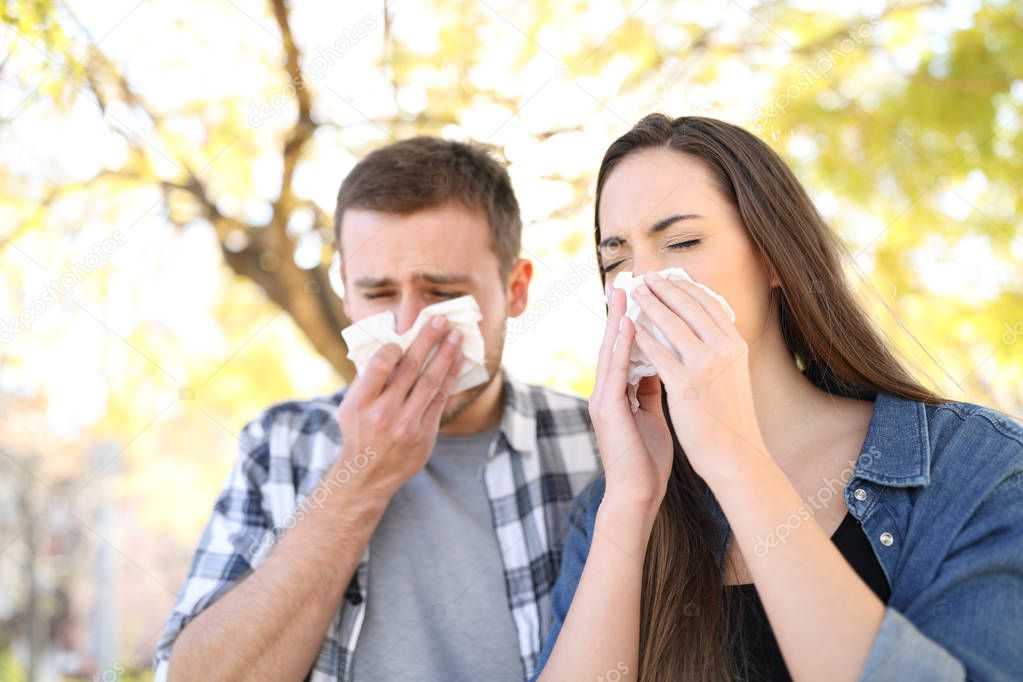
(726, 511, 891, 681)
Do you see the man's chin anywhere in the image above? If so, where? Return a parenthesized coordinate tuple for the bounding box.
(438, 373, 497, 426)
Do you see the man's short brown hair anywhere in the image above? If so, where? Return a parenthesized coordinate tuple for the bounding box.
(334, 136, 522, 280)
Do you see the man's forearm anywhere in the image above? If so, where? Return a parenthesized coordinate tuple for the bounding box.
(168, 464, 393, 682)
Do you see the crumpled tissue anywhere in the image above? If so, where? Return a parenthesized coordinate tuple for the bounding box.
(340, 295, 489, 394)
(611, 267, 736, 412)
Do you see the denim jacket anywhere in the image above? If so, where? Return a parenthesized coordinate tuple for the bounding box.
(532, 390, 1023, 680)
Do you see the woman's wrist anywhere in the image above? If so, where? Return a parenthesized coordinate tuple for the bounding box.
(600, 486, 662, 516)
(595, 492, 661, 557)
(700, 444, 774, 493)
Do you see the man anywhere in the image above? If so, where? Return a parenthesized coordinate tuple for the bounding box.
(153, 137, 600, 681)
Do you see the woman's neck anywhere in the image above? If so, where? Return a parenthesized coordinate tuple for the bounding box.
(746, 315, 859, 466)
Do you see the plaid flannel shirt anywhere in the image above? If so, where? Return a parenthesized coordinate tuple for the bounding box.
(153, 367, 600, 681)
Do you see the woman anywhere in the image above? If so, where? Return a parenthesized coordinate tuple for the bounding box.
(530, 114, 1023, 681)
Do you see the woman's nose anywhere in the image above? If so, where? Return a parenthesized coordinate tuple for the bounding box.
(630, 253, 663, 278)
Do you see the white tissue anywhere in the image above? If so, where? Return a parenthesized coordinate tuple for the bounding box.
(340, 295, 489, 394)
(612, 267, 736, 412)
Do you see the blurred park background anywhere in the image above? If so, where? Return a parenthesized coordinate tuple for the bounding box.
(0, 0, 1021, 678)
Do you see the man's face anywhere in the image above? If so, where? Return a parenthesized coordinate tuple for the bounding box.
(339, 202, 530, 424)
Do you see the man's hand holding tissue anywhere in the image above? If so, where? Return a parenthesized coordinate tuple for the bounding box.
(335, 314, 464, 499)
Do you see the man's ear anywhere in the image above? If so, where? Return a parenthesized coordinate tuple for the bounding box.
(506, 258, 532, 318)
(338, 261, 350, 320)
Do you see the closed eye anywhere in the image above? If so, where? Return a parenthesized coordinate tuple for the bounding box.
(601, 239, 702, 274)
(431, 291, 462, 298)
(364, 290, 463, 300)
(601, 259, 627, 275)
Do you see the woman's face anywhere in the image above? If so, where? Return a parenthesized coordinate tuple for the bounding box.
(596, 148, 776, 345)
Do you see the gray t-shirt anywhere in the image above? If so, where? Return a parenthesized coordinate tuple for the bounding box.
(350, 427, 524, 681)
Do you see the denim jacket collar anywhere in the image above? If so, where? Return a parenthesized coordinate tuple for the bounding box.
(853, 390, 931, 488)
(704, 389, 931, 566)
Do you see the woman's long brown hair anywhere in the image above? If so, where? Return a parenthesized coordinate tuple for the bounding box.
(593, 114, 946, 681)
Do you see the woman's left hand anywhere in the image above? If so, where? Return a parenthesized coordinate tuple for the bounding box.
(631, 271, 771, 486)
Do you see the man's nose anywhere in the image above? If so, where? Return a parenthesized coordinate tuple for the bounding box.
(393, 299, 425, 336)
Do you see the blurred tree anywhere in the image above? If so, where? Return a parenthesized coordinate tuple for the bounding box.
(4, 0, 356, 377)
(1, 0, 1020, 673)
(757, 1, 1023, 405)
(5, 0, 1017, 401)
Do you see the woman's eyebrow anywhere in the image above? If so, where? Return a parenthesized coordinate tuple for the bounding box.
(597, 235, 625, 249)
(598, 213, 705, 248)
(646, 213, 704, 235)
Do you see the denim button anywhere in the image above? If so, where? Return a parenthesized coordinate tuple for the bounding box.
(880, 532, 894, 546)
(853, 488, 868, 501)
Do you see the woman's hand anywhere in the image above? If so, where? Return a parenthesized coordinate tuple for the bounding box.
(631, 271, 771, 487)
(589, 285, 673, 511)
